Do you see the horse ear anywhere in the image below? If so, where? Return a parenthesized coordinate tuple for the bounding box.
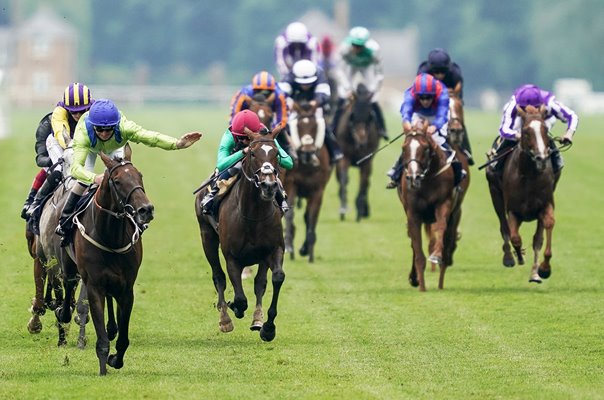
(124, 143, 132, 161)
(99, 151, 114, 168)
(539, 104, 547, 116)
(516, 105, 526, 118)
(270, 124, 282, 139)
(266, 92, 276, 105)
(243, 127, 255, 139)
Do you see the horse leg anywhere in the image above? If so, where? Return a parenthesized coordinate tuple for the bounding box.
(55, 263, 78, 346)
(260, 249, 285, 342)
(226, 257, 248, 319)
(337, 160, 350, 220)
(529, 219, 545, 283)
(28, 258, 46, 334)
(299, 207, 310, 257)
(106, 295, 118, 341)
(538, 204, 555, 280)
(107, 290, 134, 370)
(87, 285, 110, 375)
(425, 224, 437, 272)
(305, 190, 325, 263)
(75, 281, 89, 349)
(508, 213, 525, 265)
(201, 229, 232, 332)
(430, 203, 452, 290)
(284, 192, 296, 258)
(251, 262, 269, 331)
(407, 217, 427, 291)
(355, 163, 371, 221)
(487, 172, 515, 267)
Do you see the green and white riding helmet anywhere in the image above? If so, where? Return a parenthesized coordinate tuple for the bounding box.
(348, 26, 370, 46)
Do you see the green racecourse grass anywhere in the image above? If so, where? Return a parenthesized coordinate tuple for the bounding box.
(0, 105, 603, 400)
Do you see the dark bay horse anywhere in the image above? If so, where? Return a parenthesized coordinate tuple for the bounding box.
(398, 120, 469, 291)
(335, 83, 379, 221)
(26, 141, 89, 348)
(51, 144, 154, 375)
(195, 128, 286, 342)
(447, 90, 467, 158)
(284, 100, 333, 262)
(486, 105, 558, 283)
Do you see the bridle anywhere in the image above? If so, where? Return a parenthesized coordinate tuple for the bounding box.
(240, 138, 279, 187)
(402, 132, 433, 181)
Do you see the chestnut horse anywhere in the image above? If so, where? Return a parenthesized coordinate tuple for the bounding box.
(47, 144, 154, 375)
(486, 105, 559, 283)
(284, 100, 333, 262)
(25, 140, 89, 348)
(195, 128, 286, 342)
(397, 120, 469, 291)
(335, 83, 380, 221)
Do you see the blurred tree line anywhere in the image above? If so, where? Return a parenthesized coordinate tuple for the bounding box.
(2, 0, 603, 95)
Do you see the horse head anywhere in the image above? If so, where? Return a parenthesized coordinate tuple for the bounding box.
(349, 83, 374, 147)
(247, 93, 275, 128)
(517, 104, 551, 171)
(402, 119, 435, 190)
(293, 100, 321, 166)
(242, 126, 282, 202)
(98, 144, 154, 226)
(447, 92, 465, 148)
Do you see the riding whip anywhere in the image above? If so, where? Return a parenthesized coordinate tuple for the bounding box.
(355, 132, 405, 165)
(477, 146, 517, 170)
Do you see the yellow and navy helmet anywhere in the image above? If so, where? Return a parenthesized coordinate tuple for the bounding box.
(60, 83, 93, 112)
(251, 71, 276, 91)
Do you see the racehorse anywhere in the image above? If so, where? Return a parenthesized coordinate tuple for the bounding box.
(246, 92, 275, 128)
(447, 90, 467, 157)
(49, 144, 153, 375)
(284, 100, 333, 262)
(25, 139, 89, 348)
(335, 83, 380, 221)
(486, 105, 558, 283)
(397, 119, 469, 291)
(195, 127, 286, 342)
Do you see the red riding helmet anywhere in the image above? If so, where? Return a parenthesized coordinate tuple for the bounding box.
(231, 110, 264, 139)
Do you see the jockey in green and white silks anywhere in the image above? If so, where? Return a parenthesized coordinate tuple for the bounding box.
(55, 98, 202, 246)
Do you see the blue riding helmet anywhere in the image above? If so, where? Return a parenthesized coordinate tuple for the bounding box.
(88, 99, 121, 126)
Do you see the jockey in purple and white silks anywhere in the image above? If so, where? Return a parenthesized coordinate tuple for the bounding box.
(274, 21, 321, 80)
(488, 84, 578, 172)
(331, 26, 388, 140)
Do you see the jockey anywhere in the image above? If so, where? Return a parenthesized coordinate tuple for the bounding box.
(331, 26, 388, 141)
(21, 83, 94, 221)
(488, 84, 578, 173)
(417, 48, 474, 165)
(200, 110, 293, 215)
(278, 59, 343, 164)
(228, 71, 292, 158)
(55, 99, 202, 246)
(319, 35, 336, 73)
(386, 73, 465, 189)
(274, 21, 321, 80)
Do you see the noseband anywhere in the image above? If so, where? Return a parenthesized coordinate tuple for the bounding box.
(241, 139, 279, 187)
(403, 134, 432, 180)
(105, 160, 146, 218)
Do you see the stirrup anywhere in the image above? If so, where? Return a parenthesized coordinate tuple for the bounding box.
(386, 180, 397, 189)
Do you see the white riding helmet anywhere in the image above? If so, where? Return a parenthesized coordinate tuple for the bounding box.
(285, 22, 309, 44)
(293, 60, 318, 84)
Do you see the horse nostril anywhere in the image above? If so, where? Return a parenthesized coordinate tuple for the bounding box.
(138, 204, 154, 221)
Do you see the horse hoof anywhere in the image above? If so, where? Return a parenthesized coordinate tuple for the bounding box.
(529, 278, 542, 284)
(260, 325, 276, 342)
(503, 256, 516, 268)
(299, 244, 308, 257)
(108, 354, 124, 369)
(340, 213, 345, 221)
(408, 277, 419, 288)
(428, 255, 442, 265)
(57, 338, 67, 347)
(27, 316, 42, 334)
(538, 267, 551, 279)
(250, 321, 263, 331)
(219, 321, 234, 333)
(77, 336, 87, 349)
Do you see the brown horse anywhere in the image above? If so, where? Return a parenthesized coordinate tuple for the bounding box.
(195, 128, 286, 342)
(397, 119, 469, 291)
(486, 105, 558, 283)
(25, 142, 89, 348)
(246, 92, 275, 128)
(49, 144, 154, 375)
(447, 90, 466, 155)
(335, 83, 380, 221)
(284, 100, 333, 262)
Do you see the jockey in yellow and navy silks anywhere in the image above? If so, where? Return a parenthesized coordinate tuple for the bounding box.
(55, 98, 202, 245)
(487, 84, 578, 173)
(21, 83, 94, 224)
(200, 110, 293, 215)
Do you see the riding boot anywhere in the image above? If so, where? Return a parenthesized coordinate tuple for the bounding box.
(371, 102, 389, 140)
(451, 159, 466, 188)
(21, 188, 37, 220)
(200, 181, 220, 215)
(461, 129, 475, 166)
(275, 178, 289, 213)
(487, 137, 516, 173)
(324, 129, 343, 164)
(386, 157, 403, 189)
(27, 169, 62, 218)
(56, 191, 83, 247)
(330, 99, 346, 135)
(549, 140, 564, 172)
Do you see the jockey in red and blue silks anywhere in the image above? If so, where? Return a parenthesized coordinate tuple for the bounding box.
(274, 21, 321, 79)
(488, 84, 578, 173)
(228, 71, 289, 130)
(400, 73, 450, 148)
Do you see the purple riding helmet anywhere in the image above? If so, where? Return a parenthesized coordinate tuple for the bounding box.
(515, 84, 543, 108)
(88, 99, 121, 126)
